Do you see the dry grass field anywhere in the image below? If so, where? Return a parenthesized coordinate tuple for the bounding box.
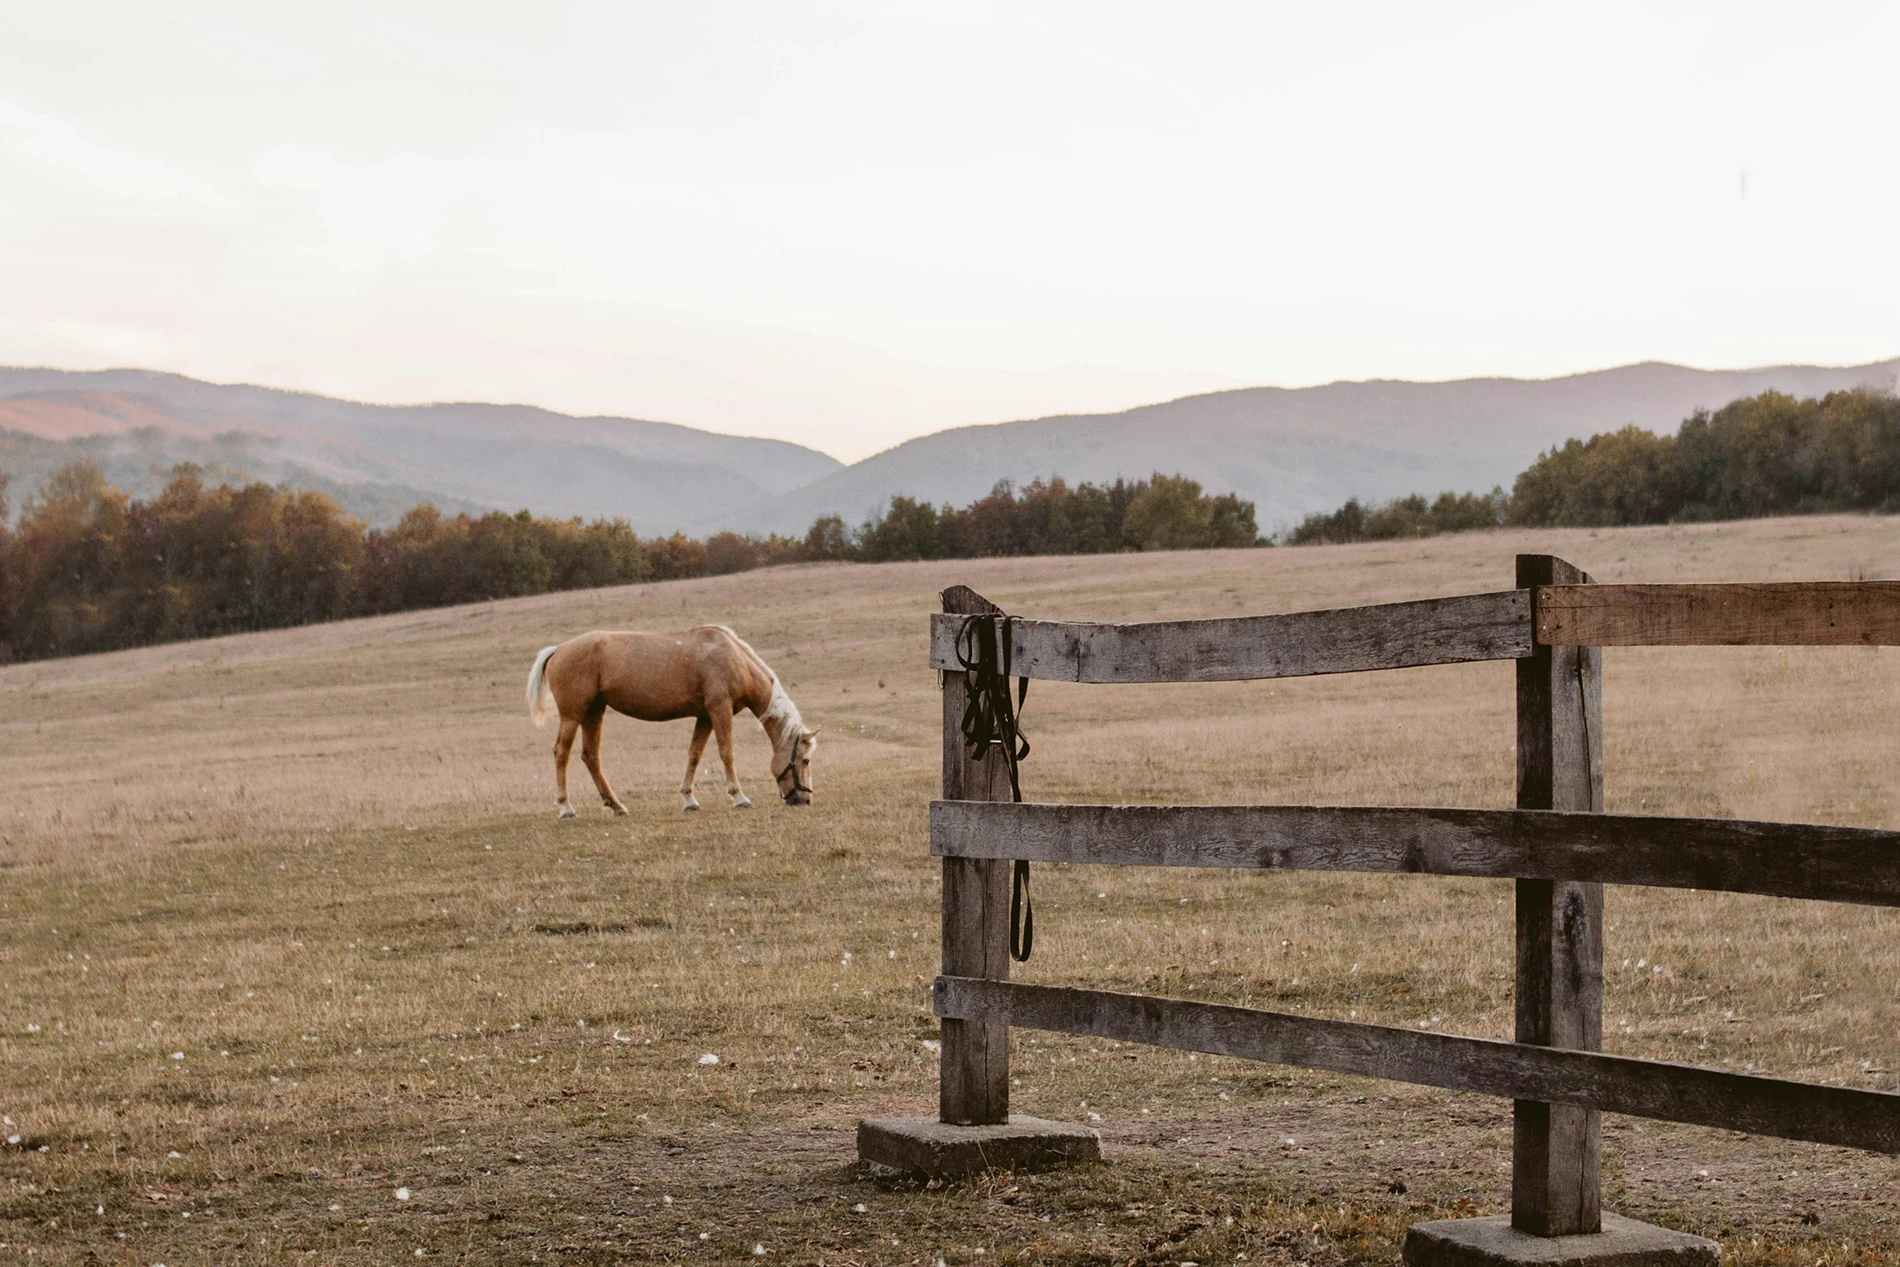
(2, 515, 1898, 1266)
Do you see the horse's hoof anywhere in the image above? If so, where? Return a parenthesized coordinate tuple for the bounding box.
(558, 804, 577, 819)
(682, 800, 700, 812)
(608, 803, 630, 816)
(732, 796, 752, 809)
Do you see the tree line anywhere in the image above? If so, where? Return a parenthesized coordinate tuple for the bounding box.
(6, 384, 1891, 661)
(831, 473, 1260, 562)
(1289, 387, 1900, 544)
(0, 466, 1260, 662)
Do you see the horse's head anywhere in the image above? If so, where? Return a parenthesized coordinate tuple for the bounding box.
(773, 726, 819, 806)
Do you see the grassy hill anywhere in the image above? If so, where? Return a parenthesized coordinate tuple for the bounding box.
(2, 517, 1896, 1262)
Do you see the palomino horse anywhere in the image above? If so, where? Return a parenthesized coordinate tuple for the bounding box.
(527, 626, 817, 816)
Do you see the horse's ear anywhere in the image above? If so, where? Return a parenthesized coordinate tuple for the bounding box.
(805, 726, 822, 737)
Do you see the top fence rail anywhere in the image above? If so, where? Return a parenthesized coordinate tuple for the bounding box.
(1537, 582, 1900, 646)
(927, 590, 1532, 683)
(926, 582, 1900, 684)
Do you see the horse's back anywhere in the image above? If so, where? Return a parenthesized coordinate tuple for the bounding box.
(548, 627, 754, 721)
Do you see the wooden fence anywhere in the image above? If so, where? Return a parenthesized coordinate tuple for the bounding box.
(928, 559, 1900, 1237)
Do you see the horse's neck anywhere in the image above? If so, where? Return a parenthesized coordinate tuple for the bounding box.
(752, 675, 803, 749)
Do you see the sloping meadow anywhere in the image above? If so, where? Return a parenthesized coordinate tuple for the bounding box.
(1, 515, 1896, 1263)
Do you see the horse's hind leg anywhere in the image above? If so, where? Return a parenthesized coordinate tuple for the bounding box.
(579, 700, 627, 816)
(712, 709, 750, 808)
(680, 716, 712, 812)
(553, 714, 581, 819)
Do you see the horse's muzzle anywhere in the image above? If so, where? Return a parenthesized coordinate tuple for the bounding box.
(783, 790, 811, 806)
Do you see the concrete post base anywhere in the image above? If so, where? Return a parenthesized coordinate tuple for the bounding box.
(856, 1115, 1101, 1178)
(1404, 1214, 1720, 1267)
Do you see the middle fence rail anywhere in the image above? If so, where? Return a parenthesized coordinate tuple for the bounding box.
(931, 802, 1900, 909)
(924, 566, 1900, 1238)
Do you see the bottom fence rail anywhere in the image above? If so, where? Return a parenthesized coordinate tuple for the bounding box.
(934, 975, 1900, 1156)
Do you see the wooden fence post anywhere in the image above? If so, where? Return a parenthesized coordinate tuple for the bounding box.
(1513, 555, 1606, 1235)
(939, 584, 1012, 1125)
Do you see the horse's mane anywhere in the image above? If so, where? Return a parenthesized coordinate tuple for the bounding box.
(712, 626, 805, 734)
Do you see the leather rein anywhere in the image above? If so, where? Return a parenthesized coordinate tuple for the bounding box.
(953, 611, 1035, 962)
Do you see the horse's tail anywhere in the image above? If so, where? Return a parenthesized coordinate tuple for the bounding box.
(526, 645, 560, 728)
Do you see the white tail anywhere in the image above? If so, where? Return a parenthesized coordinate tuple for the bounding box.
(526, 645, 559, 727)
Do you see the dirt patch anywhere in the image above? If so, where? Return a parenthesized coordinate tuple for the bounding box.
(17, 1097, 1892, 1264)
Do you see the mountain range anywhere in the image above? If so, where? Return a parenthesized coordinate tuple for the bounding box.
(2, 359, 1895, 535)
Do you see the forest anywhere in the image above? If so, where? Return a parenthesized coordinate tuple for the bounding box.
(0, 468, 1258, 661)
(1289, 387, 1900, 543)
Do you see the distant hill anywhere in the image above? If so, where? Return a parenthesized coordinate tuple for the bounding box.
(743, 359, 1900, 535)
(3, 359, 1895, 536)
(0, 369, 843, 531)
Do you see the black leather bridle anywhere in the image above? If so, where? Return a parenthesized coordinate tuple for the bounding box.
(776, 746, 812, 801)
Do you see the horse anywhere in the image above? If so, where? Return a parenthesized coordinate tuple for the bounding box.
(526, 625, 818, 817)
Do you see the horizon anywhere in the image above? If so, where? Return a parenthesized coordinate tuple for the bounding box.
(5, 3, 1898, 462)
(10, 350, 1897, 466)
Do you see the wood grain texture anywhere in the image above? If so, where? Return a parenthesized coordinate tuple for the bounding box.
(1536, 582, 1900, 647)
(928, 801, 1900, 908)
(926, 590, 1532, 683)
(937, 584, 1012, 1126)
(1514, 555, 1603, 1235)
(932, 977, 1900, 1156)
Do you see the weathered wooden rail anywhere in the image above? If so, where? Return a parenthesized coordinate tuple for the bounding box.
(926, 560, 1900, 1241)
(924, 581, 1900, 681)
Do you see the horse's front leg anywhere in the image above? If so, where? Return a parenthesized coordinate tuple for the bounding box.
(680, 716, 713, 811)
(711, 709, 750, 808)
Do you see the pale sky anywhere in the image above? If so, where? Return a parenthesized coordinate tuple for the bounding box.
(2, 2, 1896, 462)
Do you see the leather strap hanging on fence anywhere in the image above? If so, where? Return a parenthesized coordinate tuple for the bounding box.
(953, 612, 1034, 961)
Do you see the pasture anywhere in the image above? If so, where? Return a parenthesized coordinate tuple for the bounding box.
(2, 515, 1898, 1265)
